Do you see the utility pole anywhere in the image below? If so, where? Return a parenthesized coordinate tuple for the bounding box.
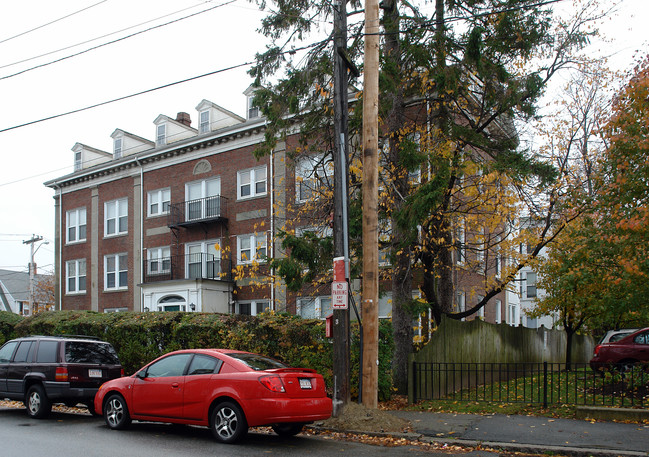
(23, 234, 43, 315)
(361, 0, 380, 408)
(332, 0, 351, 417)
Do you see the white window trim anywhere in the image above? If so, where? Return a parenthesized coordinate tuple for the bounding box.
(156, 124, 166, 145)
(66, 207, 87, 244)
(104, 198, 128, 237)
(185, 239, 221, 279)
(236, 233, 267, 265)
(65, 259, 86, 294)
(296, 296, 332, 319)
(237, 166, 267, 200)
(104, 253, 128, 291)
(148, 188, 171, 217)
(185, 177, 221, 221)
(74, 151, 82, 171)
(147, 246, 171, 275)
(236, 300, 270, 316)
(199, 110, 210, 133)
(114, 138, 123, 158)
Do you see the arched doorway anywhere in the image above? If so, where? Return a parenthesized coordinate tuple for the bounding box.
(158, 295, 186, 312)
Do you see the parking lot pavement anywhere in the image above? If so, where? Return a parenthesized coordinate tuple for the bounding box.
(389, 411, 649, 457)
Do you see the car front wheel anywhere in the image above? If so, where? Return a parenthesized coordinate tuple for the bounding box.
(104, 394, 131, 430)
(210, 401, 248, 444)
(272, 423, 304, 437)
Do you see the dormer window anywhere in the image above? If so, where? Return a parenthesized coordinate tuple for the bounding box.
(156, 124, 166, 145)
(248, 97, 259, 119)
(74, 151, 82, 171)
(114, 138, 122, 158)
(199, 110, 210, 134)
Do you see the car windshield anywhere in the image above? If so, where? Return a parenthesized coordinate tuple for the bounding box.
(65, 342, 120, 365)
(226, 353, 287, 371)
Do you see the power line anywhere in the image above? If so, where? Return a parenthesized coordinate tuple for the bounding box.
(0, 38, 330, 135)
(0, 0, 237, 81)
(0, 0, 109, 46)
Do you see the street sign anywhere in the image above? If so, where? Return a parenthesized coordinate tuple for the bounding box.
(332, 281, 348, 309)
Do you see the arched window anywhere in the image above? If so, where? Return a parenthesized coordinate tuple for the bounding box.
(158, 295, 186, 312)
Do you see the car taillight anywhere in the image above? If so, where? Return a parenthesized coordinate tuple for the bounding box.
(594, 345, 601, 355)
(121, 368, 125, 377)
(259, 375, 286, 393)
(56, 367, 69, 382)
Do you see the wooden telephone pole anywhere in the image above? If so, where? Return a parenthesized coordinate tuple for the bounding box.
(361, 0, 380, 408)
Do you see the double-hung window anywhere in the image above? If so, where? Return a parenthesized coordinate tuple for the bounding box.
(156, 124, 166, 145)
(105, 253, 127, 290)
(186, 240, 221, 279)
(148, 188, 171, 217)
(236, 300, 270, 316)
(237, 234, 266, 264)
(66, 207, 86, 243)
(199, 110, 210, 133)
(525, 272, 537, 298)
(74, 151, 82, 171)
(148, 247, 171, 275)
(186, 178, 221, 221)
(296, 296, 332, 319)
(237, 166, 266, 199)
(105, 198, 128, 236)
(66, 259, 86, 294)
(295, 154, 331, 202)
(114, 138, 122, 158)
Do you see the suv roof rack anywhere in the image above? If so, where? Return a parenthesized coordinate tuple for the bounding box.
(22, 334, 102, 341)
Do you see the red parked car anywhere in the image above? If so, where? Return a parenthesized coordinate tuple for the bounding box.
(94, 349, 332, 443)
(590, 327, 649, 372)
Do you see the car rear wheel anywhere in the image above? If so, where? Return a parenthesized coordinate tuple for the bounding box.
(210, 401, 248, 444)
(104, 394, 131, 430)
(26, 384, 51, 419)
(272, 423, 304, 437)
(617, 360, 639, 373)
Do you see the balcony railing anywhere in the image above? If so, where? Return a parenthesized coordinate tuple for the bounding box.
(143, 253, 232, 283)
(167, 195, 228, 228)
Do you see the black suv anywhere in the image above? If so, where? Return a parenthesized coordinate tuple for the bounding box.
(0, 335, 122, 418)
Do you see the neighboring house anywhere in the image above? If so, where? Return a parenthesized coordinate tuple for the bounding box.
(518, 242, 557, 329)
(0, 268, 55, 315)
(44, 88, 515, 325)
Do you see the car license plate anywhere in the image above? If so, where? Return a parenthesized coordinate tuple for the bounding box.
(299, 378, 312, 389)
(88, 369, 102, 378)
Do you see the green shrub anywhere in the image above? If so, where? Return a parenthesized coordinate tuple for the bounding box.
(0, 311, 23, 345)
(9, 310, 394, 400)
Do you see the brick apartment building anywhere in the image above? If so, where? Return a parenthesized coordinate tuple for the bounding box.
(44, 89, 520, 326)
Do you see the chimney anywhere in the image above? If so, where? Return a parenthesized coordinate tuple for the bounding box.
(176, 112, 191, 127)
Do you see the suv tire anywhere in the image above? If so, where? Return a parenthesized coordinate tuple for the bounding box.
(26, 384, 52, 419)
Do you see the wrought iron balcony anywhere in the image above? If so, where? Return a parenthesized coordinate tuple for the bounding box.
(143, 253, 232, 283)
(167, 195, 228, 228)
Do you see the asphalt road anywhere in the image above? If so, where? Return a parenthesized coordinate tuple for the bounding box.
(0, 406, 498, 457)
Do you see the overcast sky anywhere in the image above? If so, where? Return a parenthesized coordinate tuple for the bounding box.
(0, 0, 647, 275)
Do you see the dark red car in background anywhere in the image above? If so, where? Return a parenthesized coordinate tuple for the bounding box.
(94, 349, 332, 443)
(590, 327, 649, 372)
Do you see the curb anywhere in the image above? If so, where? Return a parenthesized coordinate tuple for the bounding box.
(308, 426, 649, 457)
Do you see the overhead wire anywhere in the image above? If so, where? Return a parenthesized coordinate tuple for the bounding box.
(0, 0, 110, 45)
(0, 0, 238, 81)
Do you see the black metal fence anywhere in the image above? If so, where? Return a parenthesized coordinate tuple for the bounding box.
(412, 361, 649, 408)
(167, 195, 228, 227)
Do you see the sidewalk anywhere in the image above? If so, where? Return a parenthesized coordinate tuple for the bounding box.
(389, 410, 649, 457)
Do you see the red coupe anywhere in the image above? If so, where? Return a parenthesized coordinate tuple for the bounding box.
(94, 349, 332, 443)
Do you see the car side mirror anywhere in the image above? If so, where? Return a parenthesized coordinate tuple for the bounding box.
(136, 370, 147, 379)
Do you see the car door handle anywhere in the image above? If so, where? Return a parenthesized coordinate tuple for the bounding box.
(171, 383, 180, 388)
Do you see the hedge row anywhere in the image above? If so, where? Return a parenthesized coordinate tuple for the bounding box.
(0, 310, 394, 401)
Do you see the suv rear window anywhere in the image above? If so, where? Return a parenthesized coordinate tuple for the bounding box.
(64, 342, 120, 365)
